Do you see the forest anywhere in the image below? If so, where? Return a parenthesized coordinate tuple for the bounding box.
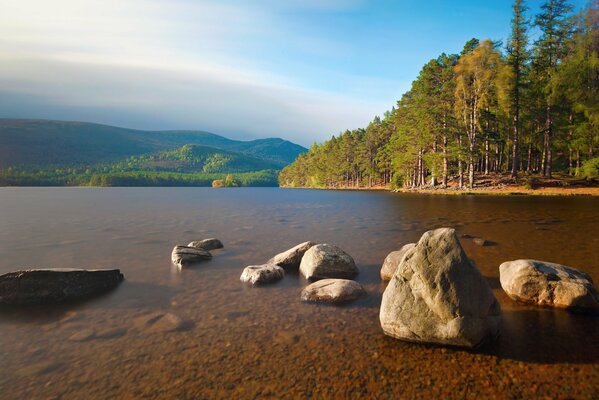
(279, 0, 599, 190)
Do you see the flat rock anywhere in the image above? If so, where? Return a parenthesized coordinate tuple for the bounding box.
(171, 245, 212, 268)
(240, 264, 284, 285)
(380, 228, 501, 348)
(187, 238, 223, 251)
(0, 268, 124, 305)
(268, 241, 315, 270)
(499, 259, 599, 311)
(299, 244, 358, 281)
(380, 243, 416, 281)
(301, 279, 366, 304)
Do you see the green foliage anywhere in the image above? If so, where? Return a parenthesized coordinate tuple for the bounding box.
(580, 157, 599, 179)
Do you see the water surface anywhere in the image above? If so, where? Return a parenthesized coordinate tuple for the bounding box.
(1, 188, 598, 398)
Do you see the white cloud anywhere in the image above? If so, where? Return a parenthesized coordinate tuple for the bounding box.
(0, 0, 392, 145)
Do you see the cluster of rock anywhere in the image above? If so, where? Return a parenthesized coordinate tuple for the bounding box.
(240, 241, 366, 305)
(171, 238, 223, 268)
(0, 268, 124, 305)
(379, 227, 599, 349)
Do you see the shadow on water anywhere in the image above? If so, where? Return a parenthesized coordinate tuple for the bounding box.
(479, 308, 599, 364)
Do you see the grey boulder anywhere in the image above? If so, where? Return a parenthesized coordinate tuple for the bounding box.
(268, 241, 315, 270)
(380, 228, 501, 348)
(0, 268, 124, 305)
(499, 259, 599, 311)
(240, 264, 285, 285)
(171, 245, 212, 268)
(187, 238, 223, 251)
(299, 244, 358, 281)
(301, 279, 366, 304)
(380, 243, 416, 281)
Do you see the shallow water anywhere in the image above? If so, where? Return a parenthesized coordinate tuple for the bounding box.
(0, 187, 598, 399)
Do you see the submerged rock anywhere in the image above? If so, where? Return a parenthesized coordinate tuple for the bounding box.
(299, 244, 358, 281)
(0, 268, 124, 305)
(380, 243, 416, 281)
(240, 264, 285, 285)
(473, 238, 489, 246)
(68, 329, 96, 342)
(499, 259, 599, 311)
(187, 238, 223, 251)
(301, 279, 366, 304)
(134, 312, 188, 333)
(171, 245, 212, 268)
(380, 228, 501, 348)
(268, 241, 315, 270)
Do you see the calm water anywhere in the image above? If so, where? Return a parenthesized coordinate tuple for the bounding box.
(0, 187, 598, 399)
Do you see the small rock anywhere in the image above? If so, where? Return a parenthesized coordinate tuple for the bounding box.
(187, 238, 223, 251)
(134, 312, 188, 333)
(299, 244, 358, 281)
(473, 238, 488, 246)
(240, 264, 284, 285)
(380, 243, 416, 281)
(0, 268, 124, 305)
(460, 234, 475, 239)
(171, 245, 212, 268)
(499, 259, 599, 311)
(301, 279, 366, 304)
(268, 241, 315, 270)
(68, 329, 96, 342)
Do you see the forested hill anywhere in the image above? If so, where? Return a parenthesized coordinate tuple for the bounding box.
(0, 119, 306, 168)
(280, 1, 598, 189)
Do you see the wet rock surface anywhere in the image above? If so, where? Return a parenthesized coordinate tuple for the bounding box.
(171, 246, 212, 268)
(380, 228, 501, 348)
(500, 259, 599, 311)
(0, 269, 124, 305)
(268, 241, 315, 270)
(380, 243, 416, 281)
(240, 264, 284, 285)
(187, 238, 223, 251)
(301, 279, 366, 304)
(299, 244, 358, 281)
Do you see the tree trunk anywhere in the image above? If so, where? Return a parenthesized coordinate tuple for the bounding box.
(544, 104, 553, 177)
(442, 133, 448, 188)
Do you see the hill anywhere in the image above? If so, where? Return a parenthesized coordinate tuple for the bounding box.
(0, 119, 306, 168)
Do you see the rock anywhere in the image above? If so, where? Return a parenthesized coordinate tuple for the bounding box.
(95, 327, 127, 339)
(0, 269, 124, 306)
(68, 329, 96, 342)
(268, 241, 315, 270)
(499, 259, 599, 311)
(380, 228, 501, 348)
(301, 279, 366, 304)
(380, 243, 416, 281)
(299, 244, 358, 281)
(473, 238, 488, 246)
(240, 264, 284, 285)
(171, 245, 212, 268)
(187, 238, 223, 251)
(134, 312, 188, 333)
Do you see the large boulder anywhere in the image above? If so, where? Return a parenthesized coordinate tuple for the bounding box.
(380, 243, 416, 281)
(0, 268, 124, 305)
(301, 279, 366, 304)
(188, 238, 223, 251)
(299, 244, 358, 281)
(499, 259, 599, 311)
(380, 228, 501, 348)
(240, 264, 285, 285)
(268, 241, 315, 270)
(171, 245, 212, 268)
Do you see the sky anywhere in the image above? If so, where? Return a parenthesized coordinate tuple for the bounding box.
(0, 0, 588, 146)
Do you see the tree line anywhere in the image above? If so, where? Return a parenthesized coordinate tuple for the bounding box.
(280, 0, 598, 189)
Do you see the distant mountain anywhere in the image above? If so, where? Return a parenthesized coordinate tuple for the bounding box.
(0, 119, 307, 168)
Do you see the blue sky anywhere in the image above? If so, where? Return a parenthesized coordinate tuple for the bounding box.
(0, 0, 588, 145)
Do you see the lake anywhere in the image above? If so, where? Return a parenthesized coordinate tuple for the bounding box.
(0, 187, 598, 398)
